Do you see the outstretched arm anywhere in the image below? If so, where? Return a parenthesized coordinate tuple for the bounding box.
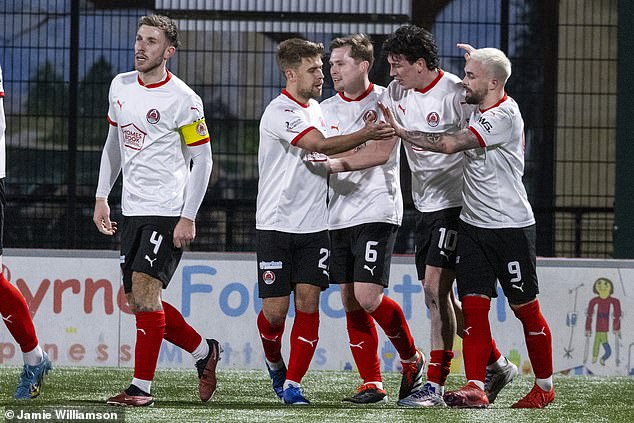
(378, 103, 480, 154)
(328, 136, 398, 173)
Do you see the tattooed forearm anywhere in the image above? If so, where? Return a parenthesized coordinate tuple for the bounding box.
(402, 130, 444, 151)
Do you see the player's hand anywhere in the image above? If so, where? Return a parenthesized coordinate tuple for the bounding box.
(457, 43, 476, 60)
(362, 116, 395, 141)
(93, 198, 117, 235)
(173, 217, 196, 249)
(377, 102, 404, 138)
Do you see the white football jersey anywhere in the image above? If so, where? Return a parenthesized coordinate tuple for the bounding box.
(321, 84, 402, 229)
(0, 65, 6, 178)
(381, 70, 471, 212)
(461, 94, 535, 228)
(256, 90, 329, 233)
(105, 70, 210, 217)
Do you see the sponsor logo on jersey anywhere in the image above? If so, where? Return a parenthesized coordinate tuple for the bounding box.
(363, 109, 378, 123)
(146, 108, 161, 124)
(478, 116, 492, 133)
(120, 123, 146, 150)
(398, 104, 406, 114)
(285, 117, 303, 133)
(262, 270, 276, 285)
(427, 111, 440, 127)
(259, 260, 283, 270)
(196, 121, 208, 136)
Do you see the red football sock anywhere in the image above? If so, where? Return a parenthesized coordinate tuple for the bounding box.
(133, 310, 166, 381)
(0, 274, 38, 352)
(346, 309, 381, 384)
(257, 310, 285, 363)
(369, 296, 416, 360)
(286, 310, 319, 384)
(513, 300, 553, 378)
(462, 296, 493, 383)
(488, 338, 502, 365)
(162, 301, 202, 353)
(427, 350, 454, 386)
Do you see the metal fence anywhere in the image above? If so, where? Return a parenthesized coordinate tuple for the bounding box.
(0, 0, 619, 257)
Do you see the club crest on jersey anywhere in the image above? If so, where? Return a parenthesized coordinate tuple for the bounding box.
(120, 123, 146, 150)
(196, 121, 208, 136)
(426, 111, 440, 127)
(262, 270, 276, 285)
(146, 108, 161, 124)
(363, 109, 378, 123)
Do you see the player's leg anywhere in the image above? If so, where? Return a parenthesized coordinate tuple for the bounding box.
(107, 217, 179, 406)
(282, 230, 329, 405)
(0, 271, 52, 399)
(161, 301, 221, 402)
(495, 225, 554, 408)
(349, 223, 423, 401)
(256, 230, 292, 400)
(340, 284, 385, 404)
(400, 209, 456, 407)
(330, 226, 384, 404)
(0, 179, 51, 400)
(443, 222, 495, 408)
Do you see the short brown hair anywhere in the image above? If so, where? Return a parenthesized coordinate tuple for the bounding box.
(276, 38, 324, 74)
(138, 14, 180, 48)
(330, 34, 374, 69)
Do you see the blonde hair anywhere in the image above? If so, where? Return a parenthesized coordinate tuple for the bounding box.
(470, 48, 511, 84)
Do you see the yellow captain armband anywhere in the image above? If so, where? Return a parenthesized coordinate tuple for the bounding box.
(179, 118, 210, 146)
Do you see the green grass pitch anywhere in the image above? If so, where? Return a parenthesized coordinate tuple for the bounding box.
(1, 367, 633, 422)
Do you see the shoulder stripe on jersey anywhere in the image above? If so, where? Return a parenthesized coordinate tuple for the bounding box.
(468, 126, 486, 148)
(291, 126, 316, 145)
(107, 116, 118, 127)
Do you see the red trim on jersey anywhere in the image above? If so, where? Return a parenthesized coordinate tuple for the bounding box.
(107, 116, 118, 127)
(187, 137, 210, 146)
(469, 126, 486, 148)
(137, 70, 172, 88)
(415, 69, 444, 94)
(0, 92, 4, 97)
(338, 83, 374, 102)
(282, 89, 310, 108)
(291, 126, 316, 145)
(479, 92, 508, 113)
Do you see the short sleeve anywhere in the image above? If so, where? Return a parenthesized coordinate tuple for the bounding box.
(263, 103, 315, 146)
(468, 108, 513, 148)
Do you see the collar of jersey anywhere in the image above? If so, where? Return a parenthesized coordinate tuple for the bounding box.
(338, 83, 374, 102)
(137, 70, 172, 89)
(479, 92, 508, 113)
(415, 69, 444, 94)
(282, 89, 309, 108)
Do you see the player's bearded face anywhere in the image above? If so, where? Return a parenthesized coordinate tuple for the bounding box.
(134, 25, 171, 74)
(463, 61, 489, 105)
(296, 57, 324, 100)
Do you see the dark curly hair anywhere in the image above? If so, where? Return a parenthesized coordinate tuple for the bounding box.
(382, 24, 439, 70)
